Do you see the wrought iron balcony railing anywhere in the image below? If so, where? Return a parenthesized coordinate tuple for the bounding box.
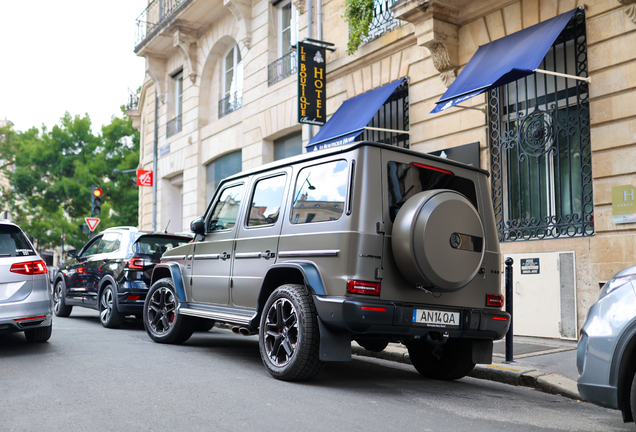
(135, 0, 192, 49)
(219, 90, 243, 118)
(126, 89, 139, 111)
(268, 51, 297, 86)
(363, 0, 401, 44)
(166, 114, 182, 137)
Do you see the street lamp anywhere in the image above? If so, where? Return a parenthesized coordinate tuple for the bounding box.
(294, 177, 316, 204)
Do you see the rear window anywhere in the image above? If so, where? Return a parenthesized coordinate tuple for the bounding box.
(387, 161, 478, 222)
(0, 225, 36, 257)
(133, 235, 191, 256)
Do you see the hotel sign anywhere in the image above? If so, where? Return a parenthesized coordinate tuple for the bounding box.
(297, 41, 326, 126)
(612, 185, 636, 224)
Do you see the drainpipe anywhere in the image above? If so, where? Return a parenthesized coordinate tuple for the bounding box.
(317, 0, 322, 40)
(306, 0, 314, 143)
(152, 93, 158, 232)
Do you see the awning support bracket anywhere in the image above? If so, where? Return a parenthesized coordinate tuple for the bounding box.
(535, 69, 591, 83)
(455, 106, 486, 113)
(364, 126, 411, 135)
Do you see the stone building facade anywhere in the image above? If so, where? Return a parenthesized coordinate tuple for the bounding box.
(128, 0, 636, 337)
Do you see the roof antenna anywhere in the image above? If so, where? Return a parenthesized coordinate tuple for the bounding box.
(163, 220, 170, 234)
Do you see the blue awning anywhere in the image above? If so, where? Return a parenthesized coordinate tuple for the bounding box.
(307, 78, 406, 152)
(431, 8, 578, 114)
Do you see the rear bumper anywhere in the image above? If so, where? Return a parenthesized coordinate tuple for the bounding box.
(116, 281, 149, 314)
(314, 295, 509, 339)
(0, 299, 53, 333)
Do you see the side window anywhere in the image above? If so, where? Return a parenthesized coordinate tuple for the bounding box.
(248, 175, 286, 227)
(80, 237, 102, 258)
(97, 233, 122, 254)
(291, 160, 348, 224)
(207, 183, 245, 232)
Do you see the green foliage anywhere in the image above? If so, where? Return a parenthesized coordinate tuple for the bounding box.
(0, 111, 140, 250)
(343, 0, 374, 55)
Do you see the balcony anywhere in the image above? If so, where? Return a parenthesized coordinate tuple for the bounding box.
(166, 114, 183, 137)
(126, 89, 139, 111)
(268, 51, 297, 86)
(219, 90, 243, 118)
(135, 0, 193, 50)
(363, 0, 401, 43)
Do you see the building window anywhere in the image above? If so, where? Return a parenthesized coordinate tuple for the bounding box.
(268, 0, 298, 86)
(274, 130, 302, 160)
(206, 150, 242, 205)
(219, 45, 243, 118)
(167, 71, 183, 137)
(489, 10, 593, 242)
(358, 79, 409, 148)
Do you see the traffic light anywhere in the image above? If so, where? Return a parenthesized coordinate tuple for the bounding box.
(91, 186, 102, 217)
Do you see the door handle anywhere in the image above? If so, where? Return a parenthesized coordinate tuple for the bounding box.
(220, 252, 231, 260)
(260, 251, 276, 259)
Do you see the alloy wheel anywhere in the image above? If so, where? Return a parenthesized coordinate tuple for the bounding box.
(263, 298, 299, 366)
(53, 283, 63, 314)
(147, 287, 176, 335)
(100, 288, 114, 324)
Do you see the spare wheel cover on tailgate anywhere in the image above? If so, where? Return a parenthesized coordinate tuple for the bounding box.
(392, 190, 484, 291)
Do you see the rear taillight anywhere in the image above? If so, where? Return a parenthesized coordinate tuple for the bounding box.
(10, 260, 47, 275)
(347, 280, 381, 296)
(14, 315, 47, 322)
(486, 294, 504, 307)
(127, 258, 153, 269)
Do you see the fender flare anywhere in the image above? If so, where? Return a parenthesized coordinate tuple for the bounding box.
(150, 262, 188, 303)
(250, 262, 326, 328)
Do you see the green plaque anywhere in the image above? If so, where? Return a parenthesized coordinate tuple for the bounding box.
(612, 185, 636, 224)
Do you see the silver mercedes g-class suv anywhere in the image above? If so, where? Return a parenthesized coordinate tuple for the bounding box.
(143, 142, 510, 381)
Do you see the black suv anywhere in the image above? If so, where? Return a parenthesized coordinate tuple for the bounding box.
(53, 227, 191, 328)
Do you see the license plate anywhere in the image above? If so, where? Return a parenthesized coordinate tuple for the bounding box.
(412, 309, 460, 328)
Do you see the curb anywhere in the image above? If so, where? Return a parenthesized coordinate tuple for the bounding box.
(351, 345, 581, 401)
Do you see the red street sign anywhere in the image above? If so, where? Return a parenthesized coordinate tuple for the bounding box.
(137, 169, 153, 187)
(85, 217, 100, 231)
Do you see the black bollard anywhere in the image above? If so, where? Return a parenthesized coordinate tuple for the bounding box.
(505, 257, 514, 363)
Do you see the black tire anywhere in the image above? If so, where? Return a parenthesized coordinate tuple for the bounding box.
(53, 280, 72, 317)
(99, 285, 124, 329)
(259, 284, 323, 381)
(195, 318, 215, 332)
(24, 324, 52, 343)
(407, 338, 475, 381)
(143, 278, 194, 344)
(630, 371, 636, 423)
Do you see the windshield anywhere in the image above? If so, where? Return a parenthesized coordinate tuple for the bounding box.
(0, 225, 36, 257)
(133, 235, 191, 255)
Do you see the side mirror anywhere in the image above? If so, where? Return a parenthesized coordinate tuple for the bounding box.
(67, 249, 77, 258)
(190, 216, 205, 236)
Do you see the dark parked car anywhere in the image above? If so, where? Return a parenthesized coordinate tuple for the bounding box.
(53, 227, 191, 328)
(0, 220, 53, 342)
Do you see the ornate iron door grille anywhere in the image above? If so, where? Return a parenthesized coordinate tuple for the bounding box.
(489, 10, 593, 242)
(359, 79, 409, 148)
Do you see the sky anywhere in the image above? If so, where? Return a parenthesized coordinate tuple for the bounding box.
(0, 1, 148, 134)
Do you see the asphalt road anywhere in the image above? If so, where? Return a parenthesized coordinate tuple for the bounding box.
(0, 309, 632, 432)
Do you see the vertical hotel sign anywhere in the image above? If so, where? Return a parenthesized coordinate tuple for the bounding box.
(298, 41, 326, 126)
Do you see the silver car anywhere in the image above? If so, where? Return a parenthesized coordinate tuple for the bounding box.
(577, 265, 636, 424)
(0, 220, 53, 342)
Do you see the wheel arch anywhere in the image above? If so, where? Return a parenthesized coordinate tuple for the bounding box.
(611, 319, 636, 422)
(97, 275, 118, 306)
(150, 263, 188, 302)
(250, 262, 326, 327)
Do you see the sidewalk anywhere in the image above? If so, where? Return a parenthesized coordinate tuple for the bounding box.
(352, 335, 580, 400)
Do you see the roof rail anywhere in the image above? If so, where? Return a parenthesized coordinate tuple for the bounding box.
(103, 226, 139, 232)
